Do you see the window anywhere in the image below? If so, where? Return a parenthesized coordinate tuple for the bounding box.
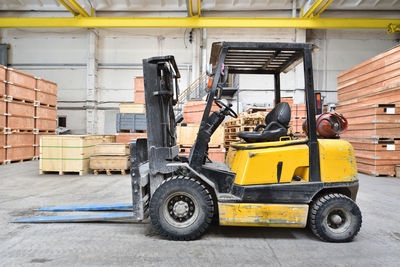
(58, 116, 66, 128)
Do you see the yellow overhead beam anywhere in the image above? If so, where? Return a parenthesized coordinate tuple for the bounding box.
(0, 17, 399, 29)
(57, 0, 78, 16)
(302, 0, 335, 18)
(187, 0, 201, 17)
(65, 0, 90, 17)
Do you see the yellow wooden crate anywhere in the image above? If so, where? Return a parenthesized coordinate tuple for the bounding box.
(39, 135, 105, 175)
(177, 124, 224, 147)
(119, 103, 146, 114)
(95, 143, 129, 156)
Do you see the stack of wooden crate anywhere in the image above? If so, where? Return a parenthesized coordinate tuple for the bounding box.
(336, 44, 400, 176)
(0, 66, 57, 164)
(116, 77, 147, 143)
(40, 135, 115, 176)
(183, 100, 219, 124)
(90, 143, 130, 175)
(176, 124, 225, 161)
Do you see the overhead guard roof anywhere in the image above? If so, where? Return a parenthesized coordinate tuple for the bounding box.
(210, 42, 318, 74)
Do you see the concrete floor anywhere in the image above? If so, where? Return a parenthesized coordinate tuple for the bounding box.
(1, 161, 400, 266)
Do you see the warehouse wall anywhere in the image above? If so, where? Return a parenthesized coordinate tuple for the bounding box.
(0, 23, 398, 134)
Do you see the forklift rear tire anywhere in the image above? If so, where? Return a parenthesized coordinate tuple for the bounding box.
(310, 193, 362, 242)
(149, 176, 214, 241)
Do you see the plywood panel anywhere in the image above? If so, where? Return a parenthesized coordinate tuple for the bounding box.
(6, 132, 35, 147)
(36, 106, 57, 120)
(7, 101, 35, 117)
(6, 69, 36, 89)
(7, 116, 34, 130)
(37, 91, 57, 107)
(6, 146, 35, 161)
(6, 84, 35, 102)
(90, 155, 130, 170)
(119, 103, 145, 114)
(94, 143, 129, 156)
(0, 81, 5, 96)
(36, 118, 57, 131)
(36, 78, 57, 95)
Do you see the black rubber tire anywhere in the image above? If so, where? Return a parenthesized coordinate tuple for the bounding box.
(149, 176, 214, 241)
(310, 193, 362, 242)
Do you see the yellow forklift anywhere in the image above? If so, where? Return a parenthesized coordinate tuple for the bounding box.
(15, 42, 361, 243)
(132, 42, 361, 242)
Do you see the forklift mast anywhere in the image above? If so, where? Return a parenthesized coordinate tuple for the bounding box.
(130, 56, 181, 220)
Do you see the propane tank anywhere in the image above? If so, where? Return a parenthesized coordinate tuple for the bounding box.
(302, 112, 348, 138)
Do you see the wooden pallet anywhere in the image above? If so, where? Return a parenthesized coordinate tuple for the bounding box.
(1, 157, 38, 165)
(39, 170, 89, 176)
(93, 169, 129, 176)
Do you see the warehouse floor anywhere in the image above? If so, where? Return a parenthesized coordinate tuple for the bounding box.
(1, 161, 400, 266)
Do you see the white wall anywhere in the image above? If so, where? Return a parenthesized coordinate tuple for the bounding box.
(0, 23, 399, 134)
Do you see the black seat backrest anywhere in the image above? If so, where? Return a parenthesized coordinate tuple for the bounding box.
(265, 102, 291, 127)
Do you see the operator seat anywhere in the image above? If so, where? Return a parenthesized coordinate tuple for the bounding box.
(237, 102, 291, 143)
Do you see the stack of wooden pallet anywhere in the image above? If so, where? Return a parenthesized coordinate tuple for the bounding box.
(290, 104, 307, 138)
(90, 143, 130, 175)
(115, 77, 147, 144)
(0, 66, 57, 164)
(223, 112, 266, 149)
(176, 123, 225, 162)
(336, 45, 400, 176)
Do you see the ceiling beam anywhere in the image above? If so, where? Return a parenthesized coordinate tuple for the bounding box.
(65, 0, 91, 17)
(302, 0, 335, 18)
(0, 17, 398, 30)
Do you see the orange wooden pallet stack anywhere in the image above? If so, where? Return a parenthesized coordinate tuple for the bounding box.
(289, 104, 306, 138)
(336, 45, 400, 176)
(0, 66, 57, 164)
(134, 77, 145, 104)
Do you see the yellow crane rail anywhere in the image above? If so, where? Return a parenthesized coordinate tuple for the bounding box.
(0, 17, 398, 30)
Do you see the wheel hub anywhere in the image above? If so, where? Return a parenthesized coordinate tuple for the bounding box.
(173, 201, 189, 217)
(330, 214, 343, 225)
(164, 192, 198, 227)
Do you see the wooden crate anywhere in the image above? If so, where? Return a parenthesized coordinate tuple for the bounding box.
(183, 100, 219, 124)
(357, 162, 395, 177)
(40, 135, 104, 175)
(0, 133, 5, 147)
(7, 100, 35, 118)
(36, 118, 57, 131)
(37, 91, 57, 107)
(6, 84, 35, 102)
(90, 155, 130, 174)
(178, 146, 225, 162)
(6, 68, 36, 89)
(6, 146, 35, 161)
(119, 103, 146, 114)
(6, 132, 35, 147)
(0, 99, 5, 129)
(177, 124, 224, 147)
(36, 106, 57, 120)
(7, 115, 34, 130)
(115, 132, 147, 143)
(396, 165, 400, 178)
(91, 134, 116, 143)
(95, 143, 129, 156)
(0, 65, 6, 81)
(0, 148, 5, 163)
(36, 78, 57, 95)
(0, 81, 5, 96)
(134, 77, 145, 104)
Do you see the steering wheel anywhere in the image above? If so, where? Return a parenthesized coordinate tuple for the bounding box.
(215, 99, 238, 118)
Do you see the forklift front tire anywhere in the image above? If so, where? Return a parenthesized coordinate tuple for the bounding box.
(310, 193, 362, 242)
(149, 176, 214, 241)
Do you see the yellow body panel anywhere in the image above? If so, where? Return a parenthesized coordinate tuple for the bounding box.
(218, 203, 309, 227)
(230, 139, 357, 185)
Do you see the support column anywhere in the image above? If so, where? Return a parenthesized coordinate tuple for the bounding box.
(86, 29, 98, 134)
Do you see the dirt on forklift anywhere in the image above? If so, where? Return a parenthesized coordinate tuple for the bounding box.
(131, 42, 362, 242)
